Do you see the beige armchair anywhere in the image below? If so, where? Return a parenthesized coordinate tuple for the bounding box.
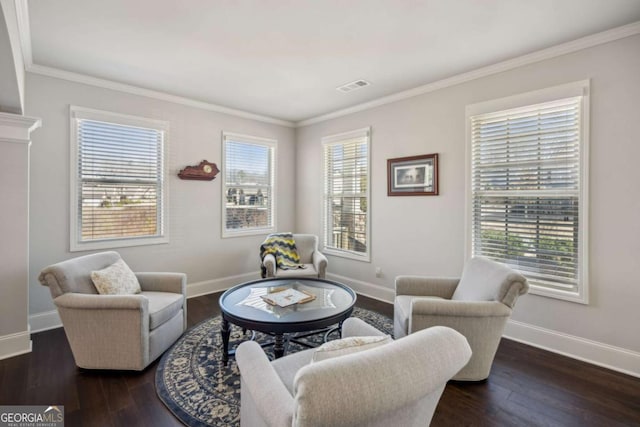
(236, 317, 471, 427)
(262, 234, 328, 279)
(38, 251, 186, 371)
(394, 256, 528, 381)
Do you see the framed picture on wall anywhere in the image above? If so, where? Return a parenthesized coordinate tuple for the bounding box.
(387, 153, 439, 196)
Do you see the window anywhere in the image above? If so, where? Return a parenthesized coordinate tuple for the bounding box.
(322, 127, 371, 261)
(70, 106, 168, 251)
(222, 132, 276, 237)
(467, 81, 589, 303)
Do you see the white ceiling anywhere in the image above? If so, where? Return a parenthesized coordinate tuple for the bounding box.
(27, 0, 640, 123)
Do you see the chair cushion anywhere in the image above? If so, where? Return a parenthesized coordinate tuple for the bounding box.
(141, 291, 184, 330)
(90, 259, 141, 295)
(451, 257, 527, 302)
(312, 335, 392, 363)
(274, 264, 318, 278)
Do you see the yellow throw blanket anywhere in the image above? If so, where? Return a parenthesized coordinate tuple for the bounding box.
(260, 233, 306, 278)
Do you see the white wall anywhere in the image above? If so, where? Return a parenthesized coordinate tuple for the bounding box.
(25, 73, 296, 317)
(296, 35, 640, 356)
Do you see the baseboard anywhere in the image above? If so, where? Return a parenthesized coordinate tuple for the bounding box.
(504, 319, 640, 378)
(0, 329, 32, 361)
(326, 273, 395, 303)
(29, 310, 62, 333)
(186, 271, 260, 299)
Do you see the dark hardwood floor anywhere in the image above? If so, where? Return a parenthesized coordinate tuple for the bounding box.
(1, 292, 639, 426)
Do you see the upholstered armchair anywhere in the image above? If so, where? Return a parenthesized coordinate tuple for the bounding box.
(38, 251, 187, 371)
(236, 317, 471, 427)
(394, 257, 529, 381)
(262, 234, 328, 279)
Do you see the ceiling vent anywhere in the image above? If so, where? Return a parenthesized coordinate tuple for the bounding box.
(337, 79, 371, 93)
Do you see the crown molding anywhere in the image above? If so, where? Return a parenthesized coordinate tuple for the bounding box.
(15, 2, 640, 130)
(26, 64, 296, 128)
(0, 111, 41, 130)
(0, 111, 40, 144)
(297, 20, 640, 127)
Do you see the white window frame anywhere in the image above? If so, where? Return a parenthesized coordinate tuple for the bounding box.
(221, 132, 277, 238)
(69, 106, 169, 252)
(322, 127, 371, 262)
(465, 80, 590, 304)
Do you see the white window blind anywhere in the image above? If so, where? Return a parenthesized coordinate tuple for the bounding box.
(70, 107, 168, 251)
(322, 128, 370, 261)
(470, 95, 586, 298)
(222, 132, 276, 237)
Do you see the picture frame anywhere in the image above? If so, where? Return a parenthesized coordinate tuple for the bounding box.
(387, 153, 439, 196)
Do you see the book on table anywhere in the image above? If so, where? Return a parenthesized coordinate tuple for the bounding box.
(261, 288, 316, 307)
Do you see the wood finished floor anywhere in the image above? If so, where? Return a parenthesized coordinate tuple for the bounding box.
(1, 292, 639, 426)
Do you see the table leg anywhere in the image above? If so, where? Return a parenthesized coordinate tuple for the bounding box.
(221, 318, 231, 365)
(274, 334, 285, 359)
(324, 321, 344, 342)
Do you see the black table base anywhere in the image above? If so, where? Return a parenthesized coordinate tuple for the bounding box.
(220, 318, 344, 365)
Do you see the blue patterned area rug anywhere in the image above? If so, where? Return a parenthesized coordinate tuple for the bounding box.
(155, 307, 393, 427)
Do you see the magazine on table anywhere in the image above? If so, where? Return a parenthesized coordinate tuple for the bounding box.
(261, 287, 316, 307)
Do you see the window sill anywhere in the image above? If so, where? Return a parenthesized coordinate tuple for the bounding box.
(323, 247, 371, 263)
(222, 227, 275, 239)
(70, 236, 169, 252)
(528, 283, 588, 305)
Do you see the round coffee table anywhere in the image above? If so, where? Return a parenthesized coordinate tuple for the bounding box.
(219, 278, 357, 364)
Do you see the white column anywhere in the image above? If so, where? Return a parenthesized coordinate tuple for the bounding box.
(0, 112, 41, 360)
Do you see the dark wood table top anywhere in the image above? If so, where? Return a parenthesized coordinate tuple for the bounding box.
(219, 278, 356, 334)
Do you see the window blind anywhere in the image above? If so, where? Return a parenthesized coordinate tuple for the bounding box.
(76, 118, 165, 243)
(223, 134, 275, 235)
(322, 128, 370, 259)
(470, 97, 582, 292)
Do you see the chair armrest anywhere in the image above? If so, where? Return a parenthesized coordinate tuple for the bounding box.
(236, 341, 294, 426)
(54, 293, 148, 311)
(53, 293, 149, 370)
(136, 272, 186, 294)
(262, 254, 276, 277)
(411, 299, 511, 318)
(342, 317, 388, 338)
(395, 275, 460, 298)
(312, 251, 328, 277)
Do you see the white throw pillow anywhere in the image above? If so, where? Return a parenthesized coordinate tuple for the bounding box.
(312, 335, 392, 363)
(91, 259, 141, 295)
(451, 257, 524, 301)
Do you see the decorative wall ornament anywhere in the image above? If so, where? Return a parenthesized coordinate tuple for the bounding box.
(387, 153, 439, 196)
(178, 160, 220, 181)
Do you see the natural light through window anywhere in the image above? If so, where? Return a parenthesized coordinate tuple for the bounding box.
(70, 106, 168, 251)
(322, 128, 371, 261)
(222, 132, 276, 237)
(466, 81, 589, 303)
